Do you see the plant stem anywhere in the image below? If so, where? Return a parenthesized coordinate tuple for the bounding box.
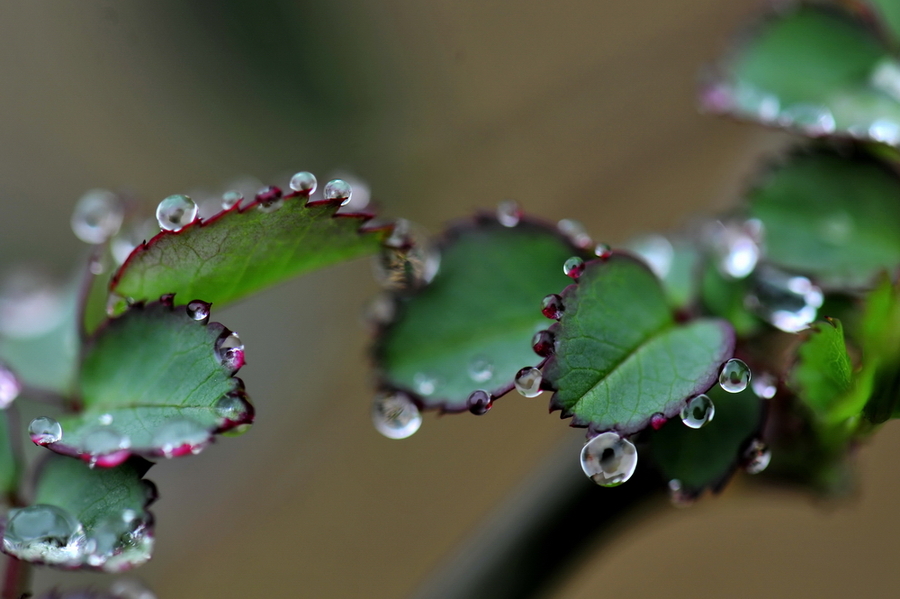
(410, 436, 663, 599)
(1, 557, 31, 599)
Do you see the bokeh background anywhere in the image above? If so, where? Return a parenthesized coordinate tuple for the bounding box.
(0, 1, 898, 597)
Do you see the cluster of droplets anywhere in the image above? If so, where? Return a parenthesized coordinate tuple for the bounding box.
(372, 391, 422, 439)
(372, 219, 441, 292)
(674, 359, 750, 431)
(580, 432, 638, 487)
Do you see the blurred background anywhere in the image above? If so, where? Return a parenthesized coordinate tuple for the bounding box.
(1, 0, 898, 597)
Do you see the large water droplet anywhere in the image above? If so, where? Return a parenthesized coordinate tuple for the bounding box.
(751, 372, 777, 399)
(156, 195, 198, 232)
(541, 294, 564, 320)
(563, 256, 585, 279)
(289, 171, 317, 194)
(0, 361, 21, 409)
(466, 389, 492, 415)
(496, 200, 522, 227)
(743, 439, 771, 474)
(215, 392, 252, 423)
(186, 299, 211, 323)
(532, 330, 555, 357)
(372, 391, 421, 439)
(719, 359, 751, 393)
(29, 416, 62, 445)
(708, 220, 762, 279)
(514, 366, 543, 397)
(3, 505, 86, 566)
(779, 104, 836, 136)
(468, 356, 494, 383)
(580, 432, 638, 487)
(151, 418, 210, 457)
(681, 394, 715, 428)
(215, 331, 245, 371)
(372, 220, 440, 291)
(870, 57, 900, 102)
(746, 266, 823, 333)
(255, 186, 283, 213)
(323, 179, 352, 206)
(221, 190, 243, 210)
(558, 219, 592, 249)
(627, 235, 674, 279)
(71, 190, 125, 244)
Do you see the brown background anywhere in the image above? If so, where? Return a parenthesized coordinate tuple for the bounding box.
(0, 1, 896, 597)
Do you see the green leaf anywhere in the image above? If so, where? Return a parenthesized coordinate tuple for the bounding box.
(704, 5, 900, 144)
(111, 192, 390, 308)
(748, 149, 900, 289)
(650, 385, 764, 493)
(790, 318, 860, 422)
(543, 255, 734, 434)
(2, 456, 155, 571)
(40, 297, 252, 463)
(375, 216, 582, 412)
(0, 410, 18, 497)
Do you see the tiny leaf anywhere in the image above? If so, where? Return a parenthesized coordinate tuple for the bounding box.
(748, 149, 900, 289)
(543, 255, 734, 434)
(2, 456, 156, 571)
(790, 318, 859, 422)
(41, 297, 252, 463)
(375, 215, 582, 412)
(112, 191, 390, 308)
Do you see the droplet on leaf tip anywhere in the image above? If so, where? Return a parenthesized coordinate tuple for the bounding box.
(215, 331, 245, 372)
(156, 194, 198, 232)
(719, 358, 750, 393)
(255, 186, 284, 213)
(28, 416, 62, 445)
(563, 256, 585, 279)
(215, 391, 253, 424)
(580, 432, 638, 487)
(514, 366, 543, 397)
(372, 391, 422, 439)
(541, 294, 564, 320)
(186, 299, 211, 323)
(594, 243, 612, 259)
(221, 190, 243, 210)
(289, 171, 317, 194)
(681, 394, 714, 428)
(531, 330, 555, 357)
(496, 200, 522, 227)
(323, 179, 353, 206)
(466, 389, 492, 415)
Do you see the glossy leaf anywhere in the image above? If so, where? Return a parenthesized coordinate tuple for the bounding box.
(2, 456, 156, 571)
(41, 297, 252, 463)
(748, 150, 900, 289)
(651, 385, 763, 493)
(375, 216, 582, 412)
(790, 318, 860, 423)
(112, 191, 390, 308)
(543, 255, 734, 434)
(703, 5, 900, 144)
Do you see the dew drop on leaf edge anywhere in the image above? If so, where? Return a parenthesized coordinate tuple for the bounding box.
(290, 171, 317, 194)
(580, 432, 638, 487)
(681, 394, 715, 429)
(719, 358, 750, 393)
(372, 391, 422, 439)
(466, 389, 492, 415)
(563, 256, 585, 279)
(156, 194, 198, 232)
(29, 416, 62, 445)
(496, 200, 522, 227)
(323, 179, 352, 206)
(514, 366, 543, 398)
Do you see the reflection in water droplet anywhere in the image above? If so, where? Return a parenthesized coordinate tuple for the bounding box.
(289, 171, 317, 194)
(667, 479, 695, 508)
(3, 504, 86, 566)
(71, 190, 125, 244)
(0, 361, 21, 409)
(372, 220, 440, 291)
(151, 418, 210, 457)
(215, 331, 245, 371)
(594, 243, 612, 259)
(870, 57, 900, 102)
(186, 300, 211, 323)
(215, 392, 252, 423)
(558, 219, 592, 249)
(751, 372, 777, 399)
(627, 235, 674, 279)
(221, 190, 243, 210)
(532, 330, 555, 357)
(29, 416, 62, 445)
(563, 256, 585, 279)
(468, 356, 494, 383)
(156, 195, 198, 232)
(541, 294, 564, 320)
(778, 104, 836, 136)
(719, 359, 751, 393)
(323, 179, 353, 206)
(496, 200, 522, 227)
(743, 439, 771, 474)
(746, 266, 823, 333)
(681, 394, 715, 428)
(514, 367, 543, 397)
(255, 186, 284, 213)
(372, 391, 422, 439)
(466, 389, 492, 415)
(708, 220, 762, 279)
(580, 432, 638, 487)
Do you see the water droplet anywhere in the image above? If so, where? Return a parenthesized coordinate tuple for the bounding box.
(71, 189, 125, 244)
(563, 256, 585, 279)
(186, 300, 211, 323)
(467, 356, 494, 383)
(580, 432, 638, 487)
(215, 331, 245, 371)
(870, 57, 900, 102)
(681, 394, 715, 428)
(221, 190, 243, 210)
(323, 179, 352, 206)
(719, 359, 751, 393)
(668, 479, 695, 508)
(0, 361, 21, 409)
(746, 266, 823, 333)
(215, 392, 252, 423)
(751, 372, 777, 399)
(558, 219, 592, 249)
(867, 119, 900, 145)
(151, 418, 210, 457)
(496, 200, 522, 227)
(156, 195, 198, 232)
(106, 293, 128, 317)
(82, 426, 131, 456)
(372, 391, 422, 439)
(413, 372, 437, 396)
(372, 220, 440, 291)
(650, 413, 667, 430)
(109, 578, 157, 599)
(627, 234, 675, 279)
(255, 186, 284, 213)
(778, 104, 836, 136)
(466, 390, 492, 415)
(289, 171, 317, 194)
(3, 505, 86, 566)
(541, 294, 564, 320)
(594, 243, 612, 259)
(708, 220, 761, 279)
(532, 330, 555, 357)
(743, 439, 771, 474)
(99, 413, 114, 425)
(733, 81, 781, 122)
(29, 416, 62, 445)
(514, 366, 543, 397)
(0, 269, 67, 338)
